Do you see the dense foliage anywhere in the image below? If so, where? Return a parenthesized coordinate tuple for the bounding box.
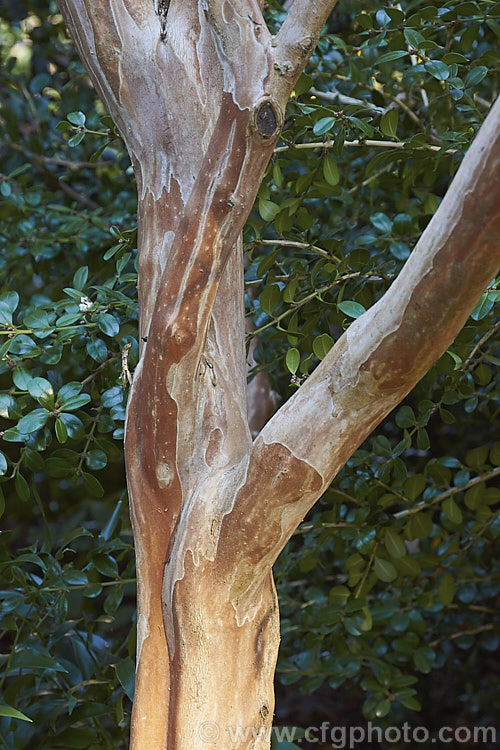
(0, 1, 499, 747)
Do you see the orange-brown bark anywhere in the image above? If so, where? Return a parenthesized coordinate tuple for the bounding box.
(57, 1, 499, 748)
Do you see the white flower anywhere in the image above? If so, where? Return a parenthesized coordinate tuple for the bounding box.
(79, 296, 94, 312)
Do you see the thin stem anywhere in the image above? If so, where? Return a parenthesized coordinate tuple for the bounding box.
(429, 623, 494, 648)
(462, 320, 500, 371)
(7, 141, 108, 169)
(247, 272, 367, 338)
(373, 477, 411, 504)
(274, 139, 458, 155)
(245, 238, 341, 262)
(355, 542, 378, 599)
(394, 467, 500, 519)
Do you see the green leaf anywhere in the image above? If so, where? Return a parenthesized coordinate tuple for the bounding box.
(329, 585, 350, 604)
(438, 573, 455, 606)
(10, 647, 68, 673)
(442, 497, 462, 524)
(294, 72, 313, 96)
(377, 50, 408, 64)
(0, 704, 33, 723)
(104, 585, 123, 614)
(398, 695, 421, 711)
(373, 557, 397, 582)
(258, 199, 280, 222)
(404, 474, 426, 500)
(313, 333, 334, 360)
(395, 405, 415, 428)
(338, 301, 366, 319)
(115, 657, 135, 701)
(98, 313, 120, 337)
(370, 212, 393, 232)
(27, 377, 54, 408)
(273, 162, 282, 187)
(92, 552, 118, 577)
(59, 394, 91, 411)
(413, 647, 434, 673)
(55, 417, 68, 444)
(57, 381, 83, 402)
(404, 28, 425, 49)
(380, 109, 398, 138)
(464, 483, 484, 510)
(0, 452, 7, 476)
(17, 409, 50, 434)
(446, 349, 462, 369)
(384, 529, 406, 558)
(67, 110, 86, 127)
(348, 116, 374, 137)
(395, 556, 421, 579)
(490, 442, 500, 466)
(283, 278, 298, 303)
(417, 428, 430, 451)
(471, 293, 493, 321)
(100, 499, 123, 541)
(68, 131, 85, 147)
(425, 60, 450, 80)
(81, 471, 105, 498)
(0, 301, 13, 326)
(0, 291, 19, 312)
(408, 512, 433, 539)
(465, 445, 488, 467)
(85, 449, 108, 471)
(465, 66, 488, 88)
(285, 348, 300, 375)
(15, 473, 30, 502)
(87, 338, 108, 362)
(260, 284, 281, 316)
(73, 265, 89, 290)
(323, 156, 340, 186)
(313, 117, 336, 136)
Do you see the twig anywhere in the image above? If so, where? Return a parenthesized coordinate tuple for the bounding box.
(7, 141, 108, 169)
(310, 86, 384, 114)
(355, 542, 378, 599)
(245, 238, 341, 262)
(429, 623, 494, 647)
(247, 271, 385, 339)
(347, 164, 393, 194)
(394, 467, 500, 519)
(395, 2, 429, 108)
(274, 139, 458, 155)
(462, 320, 500, 371)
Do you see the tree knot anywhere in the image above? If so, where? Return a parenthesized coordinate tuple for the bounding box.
(252, 99, 282, 142)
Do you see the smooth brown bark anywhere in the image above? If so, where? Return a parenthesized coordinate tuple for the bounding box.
(57, 2, 500, 748)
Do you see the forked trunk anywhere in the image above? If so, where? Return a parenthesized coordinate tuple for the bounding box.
(57, 2, 500, 748)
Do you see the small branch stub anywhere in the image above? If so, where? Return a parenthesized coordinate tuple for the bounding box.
(253, 100, 282, 141)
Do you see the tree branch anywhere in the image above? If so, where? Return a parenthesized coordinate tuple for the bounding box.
(274, 139, 458, 154)
(274, 0, 338, 82)
(217, 94, 500, 602)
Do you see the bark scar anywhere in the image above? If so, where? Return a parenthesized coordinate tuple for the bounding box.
(255, 102, 279, 139)
(155, 0, 170, 42)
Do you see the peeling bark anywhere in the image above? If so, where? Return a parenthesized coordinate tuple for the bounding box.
(57, 1, 500, 748)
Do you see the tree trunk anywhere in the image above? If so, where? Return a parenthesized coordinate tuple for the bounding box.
(57, 2, 500, 747)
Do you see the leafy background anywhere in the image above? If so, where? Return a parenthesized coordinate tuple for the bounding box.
(0, 1, 499, 748)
